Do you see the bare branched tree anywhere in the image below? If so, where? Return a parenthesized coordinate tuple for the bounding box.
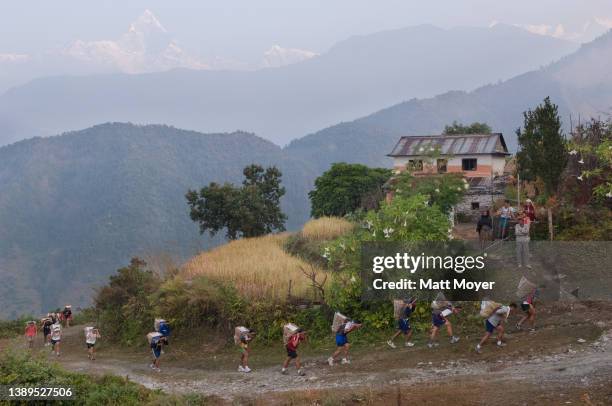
(299, 265, 327, 303)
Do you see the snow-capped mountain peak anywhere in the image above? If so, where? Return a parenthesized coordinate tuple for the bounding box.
(128, 9, 167, 34)
(262, 44, 318, 68)
(63, 10, 207, 73)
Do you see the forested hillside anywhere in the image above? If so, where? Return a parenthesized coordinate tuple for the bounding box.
(0, 123, 315, 317)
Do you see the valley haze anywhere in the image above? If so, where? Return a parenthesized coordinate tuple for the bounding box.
(0, 4, 611, 319)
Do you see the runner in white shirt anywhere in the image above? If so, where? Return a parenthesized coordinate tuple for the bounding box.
(50, 322, 62, 357)
(476, 303, 517, 353)
(86, 328, 101, 360)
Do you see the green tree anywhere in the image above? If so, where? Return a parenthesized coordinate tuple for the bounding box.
(324, 194, 450, 316)
(516, 97, 568, 196)
(392, 172, 467, 214)
(186, 164, 287, 239)
(93, 258, 159, 344)
(565, 119, 612, 204)
(309, 163, 392, 218)
(443, 121, 492, 135)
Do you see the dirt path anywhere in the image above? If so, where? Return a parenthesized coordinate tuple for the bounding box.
(5, 302, 611, 404)
(453, 222, 479, 240)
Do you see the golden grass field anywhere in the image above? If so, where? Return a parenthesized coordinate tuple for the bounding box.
(300, 216, 354, 241)
(182, 233, 326, 301)
(181, 218, 352, 301)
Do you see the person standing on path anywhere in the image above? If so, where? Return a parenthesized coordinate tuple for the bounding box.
(497, 200, 515, 239)
(515, 213, 531, 269)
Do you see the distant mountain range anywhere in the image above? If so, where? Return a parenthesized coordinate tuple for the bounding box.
(1, 28, 612, 317)
(0, 10, 318, 93)
(0, 22, 579, 146)
(286, 29, 612, 168)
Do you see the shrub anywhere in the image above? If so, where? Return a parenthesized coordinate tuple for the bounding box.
(556, 206, 612, 240)
(393, 172, 467, 215)
(93, 258, 159, 346)
(309, 163, 392, 218)
(324, 194, 451, 317)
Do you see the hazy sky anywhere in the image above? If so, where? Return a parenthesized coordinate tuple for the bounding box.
(3, 0, 612, 62)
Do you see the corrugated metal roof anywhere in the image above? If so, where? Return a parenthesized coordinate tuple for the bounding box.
(388, 134, 510, 157)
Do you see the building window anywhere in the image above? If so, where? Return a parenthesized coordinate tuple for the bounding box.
(408, 160, 423, 171)
(437, 159, 447, 173)
(462, 158, 477, 171)
(471, 202, 480, 210)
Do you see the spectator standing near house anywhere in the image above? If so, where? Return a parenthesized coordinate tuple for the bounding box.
(515, 213, 531, 269)
(523, 199, 536, 223)
(497, 200, 515, 239)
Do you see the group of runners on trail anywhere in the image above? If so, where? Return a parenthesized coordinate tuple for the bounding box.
(23, 287, 538, 375)
(25, 305, 101, 360)
(23, 198, 539, 375)
(24, 284, 538, 375)
(236, 288, 537, 375)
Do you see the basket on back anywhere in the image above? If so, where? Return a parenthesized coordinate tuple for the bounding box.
(431, 292, 449, 310)
(393, 300, 407, 320)
(480, 300, 502, 318)
(234, 326, 250, 345)
(283, 323, 300, 345)
(516, 277, 537, 299)
(154, 319, 166, 332)
(331, 312, 348, 333)
(147, 332, 162, 345)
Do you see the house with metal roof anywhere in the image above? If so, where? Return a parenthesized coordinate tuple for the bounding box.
(387, 133, 510, 177)
(386, 133, 512, 218)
